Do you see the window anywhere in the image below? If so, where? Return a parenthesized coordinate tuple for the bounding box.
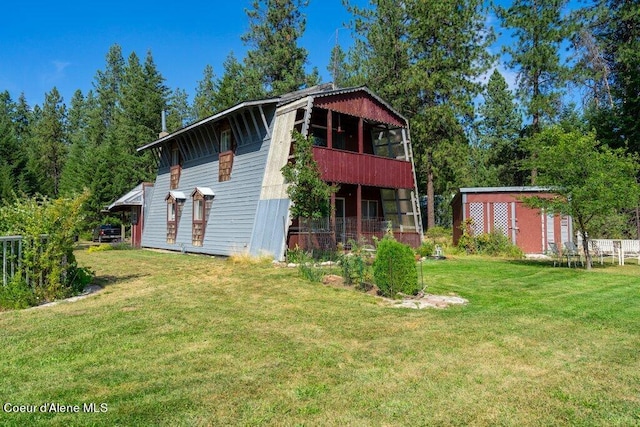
(361, 200, 378, 219)
(191, 187, 214, 247)
(166, 192, 185, 244)
(220, 129, 231, 152)
(170, 144, 182, 190)
(194, 198, 203, 221)
(218, 128, 234, 181)
(168, 202, 176, 222)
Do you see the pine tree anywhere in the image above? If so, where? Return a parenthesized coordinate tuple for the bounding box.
(327, 43, 348, 88)
(327, 41, 360, 89)
(212, 52, 265, 113)
(193, 64, 218, 120)
(242, 0, 315, 96)
(346, 0, 414, 113)
(0, 91, 19, 202)
(112, 51, 168, 192)
(11, 93, 35, 195)
(93, 44, 125, 144)
(60, 90, 96, 195)
(347, 0, 494, 229)
(29, 87, 68, 196)
(597, 0, 640, 154)
(166, 88, 193, 132)
(496, 0, 571, 131)
(411, 0, 494, 227)
(477, 70, 524, 186)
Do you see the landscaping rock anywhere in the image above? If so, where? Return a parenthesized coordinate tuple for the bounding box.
(389, 294, 468, 310)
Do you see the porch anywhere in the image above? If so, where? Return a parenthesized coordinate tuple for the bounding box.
(287, 217, 421, 251)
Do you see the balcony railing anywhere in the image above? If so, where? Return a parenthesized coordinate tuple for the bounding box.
(288, 217, 420, 251)
(312, 146, 414, 189)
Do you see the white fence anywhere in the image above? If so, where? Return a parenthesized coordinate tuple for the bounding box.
(1, 235, 50, 286)
(1, 236, 23, 286)
(588, 239, 640, 265)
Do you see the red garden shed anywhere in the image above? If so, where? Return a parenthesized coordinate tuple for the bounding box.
(451, 187, 573, 254)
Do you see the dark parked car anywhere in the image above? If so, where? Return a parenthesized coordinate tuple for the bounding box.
(93, 224, 122, 243)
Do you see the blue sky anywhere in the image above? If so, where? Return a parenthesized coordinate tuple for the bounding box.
(1, 0, 366, 107)
(1, 1, 581, 108)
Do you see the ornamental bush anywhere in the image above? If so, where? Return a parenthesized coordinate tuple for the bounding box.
(0, 192, 92, 308)
(373, 237, 419, 298)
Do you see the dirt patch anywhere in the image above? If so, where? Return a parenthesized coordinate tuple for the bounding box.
(322, 274, 344, 286)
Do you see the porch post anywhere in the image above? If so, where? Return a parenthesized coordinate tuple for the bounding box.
(356, 184, 362, 241)
(358, 117, 363, 154)
(327, 110, 333, 149)
(330, 190, 336, 247)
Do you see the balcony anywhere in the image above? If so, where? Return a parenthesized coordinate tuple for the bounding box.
(312, 146, 414, 189)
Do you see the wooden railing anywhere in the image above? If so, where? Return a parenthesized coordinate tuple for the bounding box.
(312, 147, 414, 189)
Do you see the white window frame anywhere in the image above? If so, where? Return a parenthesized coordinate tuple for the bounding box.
(193, 198, 204, 221)
(168, 201, 176, 221)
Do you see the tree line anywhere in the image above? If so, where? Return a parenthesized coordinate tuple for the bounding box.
(0, 0, 638, 238)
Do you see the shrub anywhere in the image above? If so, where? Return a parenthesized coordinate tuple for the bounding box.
(286, 245, 305, 263)
(0, 276, 37, 310)
(296, 252, 324, 283)
(338, 239, 375, 286)
(373, 237, 419, 298)
(0, 192, 91, 308)
(456, 219, 523, 258)
(417, 240, 435, 257)
(87, 244, 114, 253)
(425, 226, 451, 239)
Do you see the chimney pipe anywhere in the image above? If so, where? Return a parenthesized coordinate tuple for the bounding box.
(159, 110, 169, 138)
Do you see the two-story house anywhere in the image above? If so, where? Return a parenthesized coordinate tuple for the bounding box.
(136, 84, 423, 260)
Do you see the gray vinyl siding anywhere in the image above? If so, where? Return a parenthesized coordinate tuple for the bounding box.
(141, 139, 271, 256)
(250, 198, 290, 259)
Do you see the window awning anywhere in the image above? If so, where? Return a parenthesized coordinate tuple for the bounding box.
(191, 187, 215, 198)
(166, 191, 186, 201)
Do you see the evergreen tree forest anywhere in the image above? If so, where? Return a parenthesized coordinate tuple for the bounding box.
(1, 0, 638, 237)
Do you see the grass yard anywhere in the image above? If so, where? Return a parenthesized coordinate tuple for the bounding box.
(0, 249, 639, 426)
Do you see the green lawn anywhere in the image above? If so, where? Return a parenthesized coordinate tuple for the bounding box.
(0, 249, 638, 426)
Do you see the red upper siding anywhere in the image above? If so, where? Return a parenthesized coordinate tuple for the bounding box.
(313, 146, 414, 189)
(314, 93, 405, 127)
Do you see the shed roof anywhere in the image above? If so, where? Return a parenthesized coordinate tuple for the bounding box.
(107, 183, 145, 211)
(458, 186, 555, 194)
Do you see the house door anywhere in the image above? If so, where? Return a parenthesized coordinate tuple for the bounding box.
(335, 198, 346, 245)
